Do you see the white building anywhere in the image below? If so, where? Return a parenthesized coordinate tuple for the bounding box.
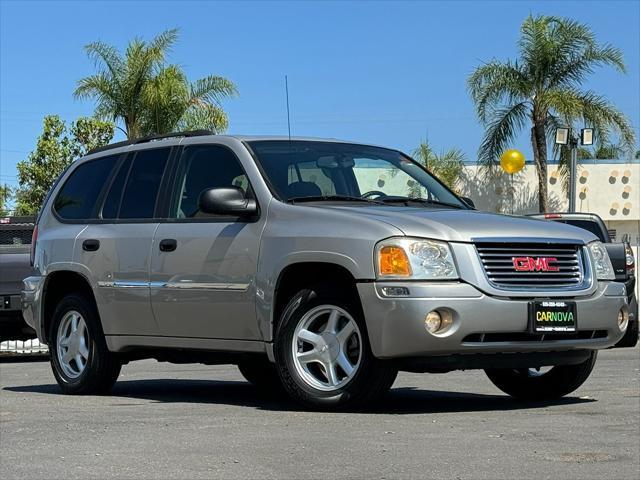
(458, 158, 639, 245)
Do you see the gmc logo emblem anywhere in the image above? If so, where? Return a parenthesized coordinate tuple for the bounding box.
(512, 257, 560, 272)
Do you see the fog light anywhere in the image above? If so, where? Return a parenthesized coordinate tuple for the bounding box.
(425, 311, 442, 333)
(618, 308, 629, 332)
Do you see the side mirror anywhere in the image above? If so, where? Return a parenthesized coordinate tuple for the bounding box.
(198, 187, 258, 216)
(461, 196, 475, 208)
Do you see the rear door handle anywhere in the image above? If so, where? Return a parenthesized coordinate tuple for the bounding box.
(82, 239, 100, 252)
(159, 239, 177, 252)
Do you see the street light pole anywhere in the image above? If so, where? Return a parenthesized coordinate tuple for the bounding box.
(556, 127, 592, 214)
(568, 135, 578, 213)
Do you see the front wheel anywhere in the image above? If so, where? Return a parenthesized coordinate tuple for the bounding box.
(485, 351, 598, 400)
(274, 287, 397, 410)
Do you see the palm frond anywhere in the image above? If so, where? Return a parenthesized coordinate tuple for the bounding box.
(190, 76, 238, 106)
(83, 40, 124, 78)
(467, 61, 529, 123)
(478, 101, 529, 168)
(147, 28, 179, 62)
(178, 103, 229, 133)
(545, 88, 636, 151)
(548, 44, 625, 89)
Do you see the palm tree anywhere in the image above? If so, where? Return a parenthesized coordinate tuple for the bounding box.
(468, 15, 635, 212)
(74, 29, 237, 139)
(0, 184, 11, 216)
(413, 141, 465, 192)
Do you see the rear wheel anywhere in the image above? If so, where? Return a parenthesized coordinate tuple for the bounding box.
(485, 351, 597, 400)
(50, 294, 121, 395)
(274, 287, 397, 410)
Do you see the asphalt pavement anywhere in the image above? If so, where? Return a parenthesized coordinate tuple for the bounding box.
(1, 348, 638, 479)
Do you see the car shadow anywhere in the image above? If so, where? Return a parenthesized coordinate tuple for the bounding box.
(3, 379, 595, 414)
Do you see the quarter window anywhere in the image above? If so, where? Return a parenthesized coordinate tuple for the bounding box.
(53, 155, 119, 220)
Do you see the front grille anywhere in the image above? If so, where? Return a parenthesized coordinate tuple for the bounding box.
(476, 243, 584, 289)
(462, 330, 607, 343)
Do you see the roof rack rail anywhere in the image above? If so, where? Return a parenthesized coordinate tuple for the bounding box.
(87, 130, 215, 155)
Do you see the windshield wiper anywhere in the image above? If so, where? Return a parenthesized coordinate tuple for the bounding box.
(379, 197, 465, 209)
(287, 195, 385, 205)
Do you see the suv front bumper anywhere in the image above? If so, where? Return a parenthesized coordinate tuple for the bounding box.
(357, 281, 627, 359)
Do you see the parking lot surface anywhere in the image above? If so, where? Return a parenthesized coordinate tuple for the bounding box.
(1, 348, 638, 479)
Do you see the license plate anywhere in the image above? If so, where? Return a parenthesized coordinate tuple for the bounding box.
(530, 301, 577, 333)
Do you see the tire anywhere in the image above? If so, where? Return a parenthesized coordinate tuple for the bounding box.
(274, 287, 397, 410)
(485, 351, 598, 400)
(49, 293, 121, 395)
(237, 359, 285, 394)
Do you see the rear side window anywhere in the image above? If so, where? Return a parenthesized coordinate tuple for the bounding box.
(54, 155, 118, 220)
(101, 160, 131, 219)
(110, 148, 170, 219)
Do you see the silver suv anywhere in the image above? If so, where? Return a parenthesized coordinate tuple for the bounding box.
(22, 132, 629, 409)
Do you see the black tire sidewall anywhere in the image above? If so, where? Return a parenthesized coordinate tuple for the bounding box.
(485, 351, 598, 400)
(237, 359, 284, 393)
(50, 294, 118, 394)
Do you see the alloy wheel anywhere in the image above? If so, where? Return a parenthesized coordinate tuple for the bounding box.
(292, 305, 363, 391)
(56, 310, 90, 379)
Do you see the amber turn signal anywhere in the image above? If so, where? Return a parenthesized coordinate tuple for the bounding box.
(378, 246, 412, 277)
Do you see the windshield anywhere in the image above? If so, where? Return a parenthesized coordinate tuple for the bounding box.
(247, 140, 467, 208)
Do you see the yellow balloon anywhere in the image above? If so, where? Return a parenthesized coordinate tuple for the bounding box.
(500, 149, 525, 174)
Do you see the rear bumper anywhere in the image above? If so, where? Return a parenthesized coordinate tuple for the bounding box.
(1, 293, 21, 312)
(0, 298, 35, 341)
(357, 281, 628, 359)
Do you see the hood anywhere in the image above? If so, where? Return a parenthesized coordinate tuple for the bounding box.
(322, 206, 598, 244)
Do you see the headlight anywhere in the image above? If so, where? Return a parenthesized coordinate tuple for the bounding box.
(588, 241, 615, 280)
(376, 238, 458, 280)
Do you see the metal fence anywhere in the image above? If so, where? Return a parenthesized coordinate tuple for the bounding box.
(0, 338, 48, 356)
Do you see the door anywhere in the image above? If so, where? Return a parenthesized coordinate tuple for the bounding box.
(76, 147, 172, 337)
(149, 144, 263, 340)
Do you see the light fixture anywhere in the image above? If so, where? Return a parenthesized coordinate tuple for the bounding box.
(581, 128, 594, 146)
(617, 308, 629, 332)
(555, 127, 569, 145)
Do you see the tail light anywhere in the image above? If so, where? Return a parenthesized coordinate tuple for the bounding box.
(30, 224, 38, 266)
(624, 243, 635, 274)
(544, 213, 562, 219)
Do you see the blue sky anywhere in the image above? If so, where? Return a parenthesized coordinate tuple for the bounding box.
(1, 0, 639, 189)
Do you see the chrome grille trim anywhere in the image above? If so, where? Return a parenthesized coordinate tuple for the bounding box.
(475, 242, 590, 291)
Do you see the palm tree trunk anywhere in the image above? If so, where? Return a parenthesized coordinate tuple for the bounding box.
(531, 120, 549, 212)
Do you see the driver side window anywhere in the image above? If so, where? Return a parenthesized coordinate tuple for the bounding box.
(170, 145, 250, 219)
(352, 158, 429, 198)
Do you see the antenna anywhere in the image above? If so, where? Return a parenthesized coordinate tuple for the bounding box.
(285, 75, 291, 140)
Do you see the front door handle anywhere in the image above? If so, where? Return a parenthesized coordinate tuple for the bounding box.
(159, 239, 177, 252)
(82, 239, 100, 252)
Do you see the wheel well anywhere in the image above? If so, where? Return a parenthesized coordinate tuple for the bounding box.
(272, 262, 360, 333)
(43, 271, 97, 343)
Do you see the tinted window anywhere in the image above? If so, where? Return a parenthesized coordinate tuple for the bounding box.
(170, 145, 249, 218)
(557, 219, 607, 242)
(54, 155, 118, 220)
(101, 160, 130, 219)
(119, 148, 170, 219)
